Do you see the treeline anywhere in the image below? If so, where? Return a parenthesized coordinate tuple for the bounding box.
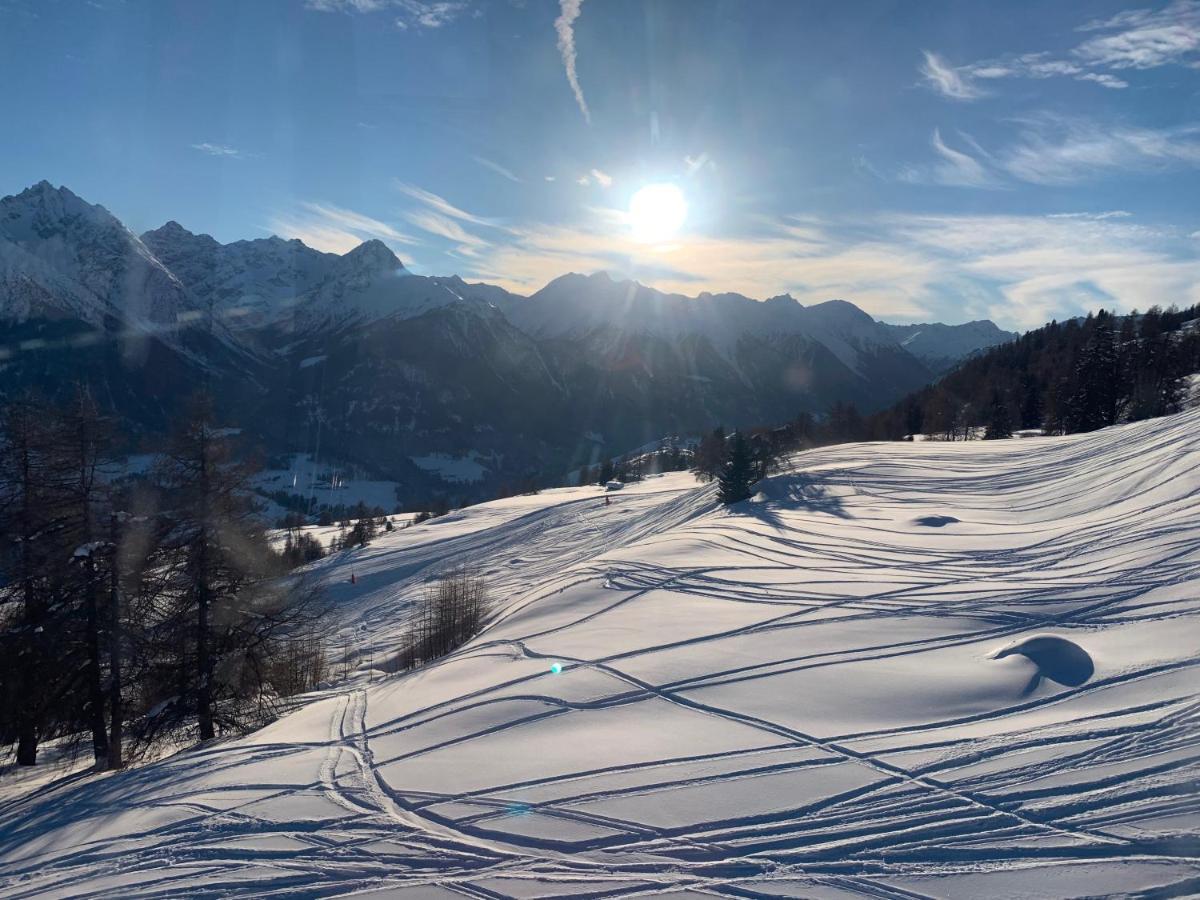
(679, 307, 1199, 503)
(726, 306, 1200, 451)
(578, 441, 693, 486)
(0, 390, 326, 771)
(871, 306, 1200, 440)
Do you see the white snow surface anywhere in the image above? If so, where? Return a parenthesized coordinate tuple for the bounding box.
(254, 454, 403, 518)
(3, 410, 1200, 897)
(409, 452, 493, 484)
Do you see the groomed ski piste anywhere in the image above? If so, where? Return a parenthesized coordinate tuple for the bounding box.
(2, 409, 1199, 898)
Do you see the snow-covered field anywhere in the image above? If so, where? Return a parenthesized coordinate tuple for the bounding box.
(2, 410, 1199, 898)
(254, 454, 403, 521)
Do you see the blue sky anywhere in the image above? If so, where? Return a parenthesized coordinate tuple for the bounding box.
(1, 0, 1198, 328)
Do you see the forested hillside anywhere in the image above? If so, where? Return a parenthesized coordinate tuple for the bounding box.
(876, 306, 1200, 440)
(719, 306, 1200, 470)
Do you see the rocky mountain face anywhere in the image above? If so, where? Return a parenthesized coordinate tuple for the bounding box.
(882, 320, 1019, 373)
(0, 182, 1016, 502)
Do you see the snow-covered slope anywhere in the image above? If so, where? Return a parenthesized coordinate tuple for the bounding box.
(4, 409, 1199, 897)
(0, 182, 191, 331)
(142, 220, 514, 336)
(140, 221, 341, 328)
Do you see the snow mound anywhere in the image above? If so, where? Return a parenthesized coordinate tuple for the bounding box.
(991, 633, 1095, 690)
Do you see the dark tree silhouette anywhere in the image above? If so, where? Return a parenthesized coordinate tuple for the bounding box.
(717, 432, 756, 505)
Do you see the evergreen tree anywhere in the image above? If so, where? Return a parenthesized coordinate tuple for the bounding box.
(1066, 315, 1120, 433)
(903, 400, 924, 438)
(57, 388, 115, 767)
(983, 391, 1013, 440)
(1018, 373, 1042, 430)
(597, 458, 615, 485)
(692, 426, 727, 482)
(156, 393, 286, 740)
(1042, 377, 1070, 435)
(825, 401, 865, 442)
(864, 303, 1200, 442)
(0, 398, 64, 765)
(717, 432, 755, 505)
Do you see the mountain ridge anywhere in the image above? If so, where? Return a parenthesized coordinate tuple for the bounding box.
(0, 181, 1017, 499)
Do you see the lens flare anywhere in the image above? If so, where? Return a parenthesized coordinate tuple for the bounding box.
(549, 661, 563, 674)
(629, 183, 687, 243)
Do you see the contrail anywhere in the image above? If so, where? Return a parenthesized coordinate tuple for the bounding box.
(555, 0, 590, 123)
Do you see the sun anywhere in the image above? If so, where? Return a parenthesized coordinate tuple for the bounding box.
(629, 183, 687, 243)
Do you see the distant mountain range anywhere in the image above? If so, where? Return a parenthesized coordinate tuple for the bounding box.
(0, 181, 1017, 501)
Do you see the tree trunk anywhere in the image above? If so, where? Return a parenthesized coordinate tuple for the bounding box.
(196, 426, 215, 742)
(197, 585, 214, 740)
(84, 556, 110, 767)
(16, 723, 38, 766)
(16, 434, 41, 767)
(107, 525, 123, 769)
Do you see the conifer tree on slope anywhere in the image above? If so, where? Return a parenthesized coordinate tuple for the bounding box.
(0, 400, 63, 765)
(718, 431, 755, 505)
(155, 393, 326, 741)
(1067, 315, 1120, 433)
(692, 426, 727, 483)
(983, 391, 1013, 440)
(157, 394, 273, 740)
(57, 387, 115, 767)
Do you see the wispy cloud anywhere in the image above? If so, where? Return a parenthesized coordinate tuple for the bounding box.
(393, 180, 501, 227)
(898, 118, 1200, 188)
(555, 0, 590, 123)
(304, 0, 387, 11)
(453, 206, 1199, 330)
(466, 217, 936, 320)
(1046, 210, 1133, 220)
(395, 181, 512, 255)
(403, 210, 490, 256)
(924, 1, 1198, 97)
(1074, 1, 1199, 69)
(901, 129, 1000, 188)
(283, 186, 1199, 331)
(1076, 71, 1130, 89)
(919, 50, 984, 100)
(472, 155, 522, 183)
(1000, 119, 1200, 185)
(305, 0, 471, 30)
(269, 202, 417, 253)
(892, 211, 1200, 327)
(394, 0, 469, 30)
(573, 168, 612, 187)
(191, 142, 243, 158)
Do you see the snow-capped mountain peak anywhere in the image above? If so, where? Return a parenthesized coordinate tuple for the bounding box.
(0, 181, 189, 329)
(881, 319, 1018, 373)
(331, 238, 405, 280)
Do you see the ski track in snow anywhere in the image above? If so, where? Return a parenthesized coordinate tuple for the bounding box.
(3, 412, 1200, 897)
